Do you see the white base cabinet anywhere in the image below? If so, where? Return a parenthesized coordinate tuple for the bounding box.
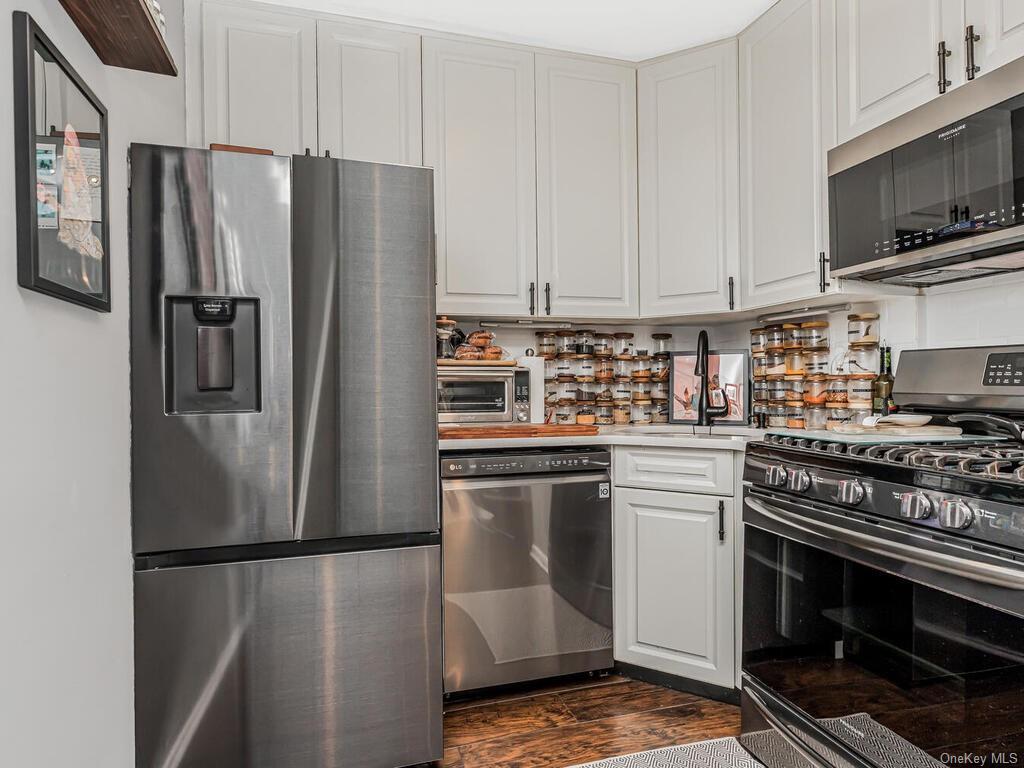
(613, 486, 736, 689)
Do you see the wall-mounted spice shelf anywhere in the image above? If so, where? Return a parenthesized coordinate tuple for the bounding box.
(58, 0, 177, 76)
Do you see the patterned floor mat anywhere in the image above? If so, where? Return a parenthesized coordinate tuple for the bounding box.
(568, 736, 764, 768)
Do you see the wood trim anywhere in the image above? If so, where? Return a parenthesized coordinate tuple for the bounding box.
(209, 143, 274, 155)
(58, 0, 177, 76)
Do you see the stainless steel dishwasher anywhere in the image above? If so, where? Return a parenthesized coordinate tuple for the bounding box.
(440, 448, 613, 694)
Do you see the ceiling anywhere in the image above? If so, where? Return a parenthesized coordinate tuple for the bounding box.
(263, 0, 778, 61)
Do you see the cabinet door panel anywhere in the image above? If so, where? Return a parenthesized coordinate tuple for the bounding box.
(202, 2, 317, 156)
(536, 56, 638, 318)
(424, 38, 537, 317)
(638, 41, 739, 316)
(613, 487, 735, 687)
(836, 0, 964, 144)
(739, 0, 826, 308)
(970, 0, 1024, 77)
(317, 21, 421, 164)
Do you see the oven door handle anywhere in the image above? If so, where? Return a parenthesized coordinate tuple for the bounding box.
(743, 682, 833, 768)
(745, 495, 1024, 591)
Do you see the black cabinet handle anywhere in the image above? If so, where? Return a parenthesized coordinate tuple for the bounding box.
(965, 25, 980, 80)
(544, 282, 551, 315)
(529, 282, 536, 315)
(728, 276, 735, 310)
(718, 500, 726, 542)
(818, 251, 830, 293)
(938, 40, 952, 94)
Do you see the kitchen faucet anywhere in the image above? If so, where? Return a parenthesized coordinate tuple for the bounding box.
(695, 330, 729, 427)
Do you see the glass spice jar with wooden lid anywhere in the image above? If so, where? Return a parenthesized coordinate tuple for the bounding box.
(765, 325, 785, 352)
(801, 321, 829, 350)
(750, 328, 767, 355)
(632, 355, 652, 380)
(535, 331, 557, 357)
(575, 329, 596, 356)
(595, 357, 615, 381)
(652, 332, 673, 355)
(651, 354, 669, 382)
(613, 332, 635, 358)
(848, 313, 880, 345)
(556, 330, 576, 355)
(593, 333, 614, 357)
(783, 323, 804, 350)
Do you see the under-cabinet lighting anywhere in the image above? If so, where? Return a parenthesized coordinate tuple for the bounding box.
(478, 320, 574, 329)
(756, 303, 852, 324)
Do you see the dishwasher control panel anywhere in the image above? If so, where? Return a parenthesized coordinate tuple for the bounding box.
(441, 449, 610, 477)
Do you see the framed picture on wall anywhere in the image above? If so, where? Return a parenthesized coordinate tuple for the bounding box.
(13, 11, 110, 312)
(668, 350, 750, 425)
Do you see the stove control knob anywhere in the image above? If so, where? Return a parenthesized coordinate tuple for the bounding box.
(899, 492, 933, 520)
(765, 465, 788, 487)
(789, 469, 812, 492)
(938, 499, 974, 530)
(838, 479, 866, 506)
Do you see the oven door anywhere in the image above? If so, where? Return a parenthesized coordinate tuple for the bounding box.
(437, 371, 514, 423)
(740, 488, 1024, 768)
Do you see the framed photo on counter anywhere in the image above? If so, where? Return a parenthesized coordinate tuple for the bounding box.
(668, 350, 750, 425)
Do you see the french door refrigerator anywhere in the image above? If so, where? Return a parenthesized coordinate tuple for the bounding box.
(129, 145, 441, 768)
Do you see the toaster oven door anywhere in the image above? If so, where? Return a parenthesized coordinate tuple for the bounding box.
(437, 371, 514, 423)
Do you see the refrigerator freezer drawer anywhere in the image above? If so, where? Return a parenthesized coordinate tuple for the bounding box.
(134, 545, 442, 768)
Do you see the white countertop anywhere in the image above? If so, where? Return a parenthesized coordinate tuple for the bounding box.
(438, 425, 765, 451)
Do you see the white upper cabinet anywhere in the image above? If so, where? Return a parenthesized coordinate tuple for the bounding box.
(638, 41, 739, 316)
(424, 38, 538, 317)
(316, 21, 421, 164)
(536, 56, 639, 318)
(835, 0, 964, 144)
(967, 0, 1024, 77)
(739, 0, 830, 309)
(201, 2, 317, 155)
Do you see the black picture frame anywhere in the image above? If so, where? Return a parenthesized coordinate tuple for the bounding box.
(13, 11, 111, 312)
(668, 349, 751, 425)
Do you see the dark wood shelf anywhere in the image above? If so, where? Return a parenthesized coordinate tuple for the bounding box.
(59, 0, 177, 76)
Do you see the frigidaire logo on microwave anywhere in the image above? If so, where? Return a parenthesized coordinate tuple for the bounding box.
(938, 123, 967, 140)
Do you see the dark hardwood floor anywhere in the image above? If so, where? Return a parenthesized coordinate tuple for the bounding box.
(442, 674, 741, 768)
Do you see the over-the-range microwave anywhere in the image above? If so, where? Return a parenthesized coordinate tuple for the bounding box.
(828, 54, 1024, 287)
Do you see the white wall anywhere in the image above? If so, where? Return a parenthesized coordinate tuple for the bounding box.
(0, 1, 186, 765)
(920, 272, 1024, 348)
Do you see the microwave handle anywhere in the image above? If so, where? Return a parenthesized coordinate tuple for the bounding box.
(745, 495, 1024, 591)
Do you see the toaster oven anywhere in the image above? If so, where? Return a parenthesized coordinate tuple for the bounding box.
(437, 367, 535, 424)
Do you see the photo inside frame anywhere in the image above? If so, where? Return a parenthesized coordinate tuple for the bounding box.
(670, 352, 748, 424)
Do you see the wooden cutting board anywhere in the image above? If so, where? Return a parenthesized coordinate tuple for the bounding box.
(439, 424, 599, 439)
(437, 359, 518, 367)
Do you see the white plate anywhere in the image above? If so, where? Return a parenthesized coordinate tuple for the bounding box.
(862, 414, 932, 428)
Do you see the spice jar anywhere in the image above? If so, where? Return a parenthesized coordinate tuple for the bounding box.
(535, 331, 557, 358)
(544, 358, 559, 381)
(783, 323, 804, 350)
(768, 403, 788, 428)
(652, 381, 669, 402)
(652, 332, 673, 355)
(801, 321, 829, 350)
(827, 374, 849, 404)
(595, 405, 614, 425)
(767, 375, 787, 402)
(652, 401, 669, 424)
(766, 353, 787, 377)
(750, 328, 767, 355)
(786, 403, 806, 430)
(805, 406, 827, 431)
(613, 403, 631, 424)
(575, 355, 596, 382)
(556, 330, 577, 355)
(575, 329, 596, 356)
(848, 313, 880, 345)
(595, 381, 615, 404)
(784, 375, 805, 402)
(651, 355, 669, 382)
(575, 381, 596, 403)
(805, 350, 830, 375)
(631, 401, 653, 425)
(555, 404, 576, 425)
(615, 357, 634, 378)
(556, 353, 576, 382)
(753, 353, 768, 378)
(595, 357, 615, 381)
(804, 374, 827, 406)
(849, 402, 872, 425)
(558, 380, 577, 403)
(753, 379, 769, 402)
(545, 388, 558, 407)
(614, 332, 635, 358)
(613, 377, 633, 405)
(765, 325, 785, 352)
(576, 404, 596, 425)
(632, 380, 652, 401)
(847, 344, 878, 376)
(826, 405, 852, 431)
(848, 373, 875, 405)
(633, 355, 652, 380)
(594, 333, 614, 357)
(785, 350, 805, 375)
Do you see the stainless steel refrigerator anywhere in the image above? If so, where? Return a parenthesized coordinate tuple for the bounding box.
(129, 145, 441, 768)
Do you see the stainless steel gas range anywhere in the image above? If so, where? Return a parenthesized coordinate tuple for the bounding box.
(739, 345, 1024, 768)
